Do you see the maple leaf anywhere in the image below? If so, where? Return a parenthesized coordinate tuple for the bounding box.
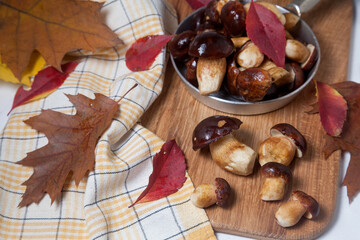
(246, 1, 286, 67)
(129, 139, 187, 207)
(126, 35, 174, 72)
(0, 0, 122, 80)
(308, 81, 360, 202)
(17, 93, 119, 207)
(9, 61, 78, 115)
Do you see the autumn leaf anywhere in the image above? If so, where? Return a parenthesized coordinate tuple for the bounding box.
(308, 81, 360, 202)
(17, 93, 119, 207)
(125, 35, 174, 71)
(129, 139, 187, 207)
(246, 1, 286, 67)
(0, 0, 122, 80)
(185, 0, 211, 10)
(8, 61, 78, 115)
(315, 81, 347, 136)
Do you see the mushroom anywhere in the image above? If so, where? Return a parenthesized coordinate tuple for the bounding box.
(301, 44, 318, 71)
(285, 39, 310, 63)
(188, 31, 234, 95)
(275, 190, 320, 227)
(267, 67, 291, 87)
(260, 162, 292, 201)
(258, 123, 306, 166)
(236, 41, 264, 69)
(284, 12, 300, 30)
(220, 0, 246, 37)
(285, 62, 304, 90)
(168, 30, 196, 61)
(185, 57, 198, 86)
(191, 178, 231, 208)
(231, 37, 250, 49)
(192, 115, 257, 176)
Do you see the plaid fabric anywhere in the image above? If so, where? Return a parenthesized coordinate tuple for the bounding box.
(0, 0, 216, 239)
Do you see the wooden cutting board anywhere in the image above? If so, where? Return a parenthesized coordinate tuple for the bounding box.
(142, 0, 353, 239)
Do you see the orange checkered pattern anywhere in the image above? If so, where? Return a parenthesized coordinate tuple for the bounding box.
(0, 0, 216, 239)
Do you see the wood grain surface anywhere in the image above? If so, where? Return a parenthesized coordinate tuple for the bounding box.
(141, 0, 353, 239)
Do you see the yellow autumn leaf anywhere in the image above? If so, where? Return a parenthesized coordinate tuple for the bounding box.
(0, 51, 46, 86)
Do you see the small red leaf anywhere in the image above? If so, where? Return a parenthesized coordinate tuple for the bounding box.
(8, 61, 78, 114)
(246, 1, 286, 67)
(129, 139, 187, 207)
(125, 35, 174, 72)
(185, 0, 211, 10)
(316, 81, 347, 136)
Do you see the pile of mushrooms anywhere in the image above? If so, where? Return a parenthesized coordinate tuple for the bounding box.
(169, 0, 318, 102)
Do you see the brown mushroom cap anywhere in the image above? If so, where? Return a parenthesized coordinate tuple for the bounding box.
(188, 31, 234, 59)
(285, 62, 305, 90)
(192, 115, 242, 150)
(292, 191, 320, 219)
(270, 123, 307, 157)
(261, 162, 292, 183)
(301, 44, 318, 71)
(214, 178, 231, 206)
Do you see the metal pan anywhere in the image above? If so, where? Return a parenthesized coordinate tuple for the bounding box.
(170, 0, 320, 115)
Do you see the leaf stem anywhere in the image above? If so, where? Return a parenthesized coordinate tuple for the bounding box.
(117, 83, 138, 103)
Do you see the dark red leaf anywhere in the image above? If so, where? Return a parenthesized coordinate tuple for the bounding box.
(246, 1, 286, 67)
(185, 0, 211, 10)
(8, 61, 78, 114)
(125, 35, 174, 72)
(316, 81, 347, 136)
(129, 139, 187, 207)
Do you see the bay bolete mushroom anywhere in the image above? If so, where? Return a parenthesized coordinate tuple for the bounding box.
(258, 123, 306, 166)
(220, 0, 246, 37)
(260, 162, 292, 201)
(168, 30, 196, 61)
(188, 31, 234, 95)
(275, 190, 320, 227)
(192, 115, 257, 176)
(191, 178, 231, 208)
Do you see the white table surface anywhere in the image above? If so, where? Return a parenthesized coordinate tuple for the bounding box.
(1, 1, 360, 239)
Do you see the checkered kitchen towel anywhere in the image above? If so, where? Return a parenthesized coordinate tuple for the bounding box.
(0, 0, 216, 239)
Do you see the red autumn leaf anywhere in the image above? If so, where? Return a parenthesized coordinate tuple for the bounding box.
(129, 139, 187, 207)
(8, 61, 78, 115)
(17, 93, 120, 207)
(125, 34, 174, 72)
(316, 81, 347, 136)
(308, 81, 360, 202)
(246, 1, 286, 67)
(185, 0, 211, 10)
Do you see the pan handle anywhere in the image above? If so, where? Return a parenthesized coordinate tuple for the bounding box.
(286, 0, 321, 17)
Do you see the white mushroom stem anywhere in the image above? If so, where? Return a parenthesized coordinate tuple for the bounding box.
(268, 67, 291, 86)
(275, 198, 307, 227)
(209, 134, 257, 176)
(231, 37, 250, 48)
(190, 184, 217, 208)
(237, 42, 264, 68)
(260, 177, 286, 201)
(285, 39, 310, 63)
(258, 135, 296, 166)
(197, 57, 226, 95)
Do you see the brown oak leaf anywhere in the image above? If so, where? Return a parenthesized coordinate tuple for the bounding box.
(309, 81, 360, 203)
(17, 93, 119, 207)
(0, 0, 122, 80)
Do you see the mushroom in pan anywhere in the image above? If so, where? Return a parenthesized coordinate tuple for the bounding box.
(188, 31, 234, 95)
(275, 190, 320, 227)
(258, 123, 306, 166)
(260, 162, 292, 201)
(191, 178, 231, 208)
(285, 39, 317, 70)
(192, 115, 257, 176)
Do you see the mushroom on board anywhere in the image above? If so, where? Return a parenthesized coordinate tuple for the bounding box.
(258, 123, 307, 166)
(192, 115, 257, 176)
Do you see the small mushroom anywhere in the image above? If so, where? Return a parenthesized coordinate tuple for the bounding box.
(191, 178, 231, 208)
(285, 39, 310, 63)
(196, 57, 226, 95)
(301, 44, 318, 71)
(235, 67, 272, 102)
(285, 62, 304, 90)
(260, 162, 292, 201)
(236, 41, 264, 69)
(168, 30, 196, 61)
(275, 191, 320, 227)
(259, 123, 306, 166)
(268, 67, 291, 87)
(220, 0, 246, 37)
(192, 115, 257, 176)
(284, 12, 300, 30)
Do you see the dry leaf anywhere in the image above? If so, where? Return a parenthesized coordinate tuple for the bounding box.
(129, 139, 187, 207)
(308, 81, 360, 202)
(9, 62, 78, 114)
(0, 0, 122, 80)
(17, 93, 119, 207)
